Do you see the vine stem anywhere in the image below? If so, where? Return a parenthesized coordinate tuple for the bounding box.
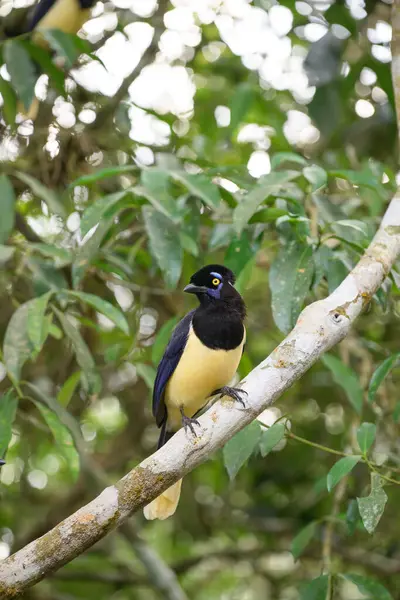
(258, 421, 400, 484)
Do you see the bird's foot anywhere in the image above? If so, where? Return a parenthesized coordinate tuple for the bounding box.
(180, 407, 201, 437)
(213, 386, 248, 407)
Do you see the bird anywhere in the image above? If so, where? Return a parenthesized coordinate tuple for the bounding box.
(143, 264, 247, 521)
(28, 0, 95, 42)
(12, 0, 95, 120)
(0, 460, 5, 466)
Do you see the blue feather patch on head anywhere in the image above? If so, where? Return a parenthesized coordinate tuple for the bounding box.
(207, 287, 221, 299)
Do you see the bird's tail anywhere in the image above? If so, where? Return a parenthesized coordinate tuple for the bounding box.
(143, 479, 182, 520)
(17, 97, 40, 122)
(143, 421, 181, 520)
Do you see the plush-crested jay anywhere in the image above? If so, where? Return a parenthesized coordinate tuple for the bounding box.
(143, 264, 247, 520)
(28, 0, 95, 40)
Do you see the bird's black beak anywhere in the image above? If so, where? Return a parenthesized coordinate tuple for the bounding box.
(183, 283, 208, 294)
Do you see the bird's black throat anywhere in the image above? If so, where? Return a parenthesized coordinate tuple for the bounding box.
(192, 293, 246, 350)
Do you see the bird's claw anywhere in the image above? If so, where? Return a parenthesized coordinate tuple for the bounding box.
(213, 386, 248, 408)
(180, 408, 201, 437)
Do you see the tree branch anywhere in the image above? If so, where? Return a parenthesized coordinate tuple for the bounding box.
(1, 187, 400, 596)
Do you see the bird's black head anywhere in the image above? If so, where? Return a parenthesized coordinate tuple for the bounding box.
(183, 264, 244, 313)
(184, 264, 235, 299)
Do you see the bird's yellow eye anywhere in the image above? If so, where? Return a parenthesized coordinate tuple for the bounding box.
(212, 278, 220, 286)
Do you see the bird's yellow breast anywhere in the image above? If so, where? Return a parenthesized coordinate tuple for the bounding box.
(32, 0, 90, 44)
(165, 325, 245, 431)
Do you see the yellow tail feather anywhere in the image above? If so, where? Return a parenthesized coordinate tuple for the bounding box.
(143, 479, 182, 520)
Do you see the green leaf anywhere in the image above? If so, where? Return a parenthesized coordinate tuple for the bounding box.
(299, 575, 329, 600)
(26, 257, 68, 294)
(136, 363, 156, 389)
(269, 242, 314, 334)
(208, 224, 234, 250)
(321, 354, 363, 413)
(30, 243, 72, 268)
(27, 292, 52, 352)
(224, 231, 253, 277)
(67, 291, 129, 335)
(229, 82, 254, 130)
(171, 171, 220, 209)
(303, 165, 327, 191)
(223, 421, 261, 480)
(72, 214, 116, 288)
(313, 245, 332, 289)
(4, 40, 36, 110)
(326, 257, 348, 293)
(24, 40, 66, 96)
(53, 308, 95, 372)
(248, 207, 288, 224)
(0, 246, 15, 264)
(346, 498, 360, 535)
(0, 390, 18, 458)
(14, 172, 66, 217)
(49, 322, 63, 340)
(142, 206, 182, 288)
(357, 422, 376, 454)
(342, 574, 393, 600)
(0, 76, 17, 126)
(327, 455, 361, 492)
(235, 256, 256, 296)
(33, 400, 80, 480)
(259, 422, 285, 457)
(333, 219, 369, 239)
(357, 473, 387, 534)
(3, 298, 42, 381)
(233, 170, 299, 233)
(271, 152, 307, 169)
(70, 165, 136, 188)
(57, 371, 81, 407)
(41, 29, 83, 68)
(0, 175, 15, 244)
(368, 353, 400, 403)
(139, 169, 180, 220)
(152, 317, 180, 366)
(313, 193, 346, 223)
(80, 191, 130, 237)
(330, 168, 385, 193)
(179, 231, 198, 256)
(393, 401, 400, 423)
(53, 307, 100, 395)
(291, 522, 317, 560)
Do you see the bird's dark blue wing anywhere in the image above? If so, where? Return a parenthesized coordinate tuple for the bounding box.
(28, 0, 58, 30)
(28, 0, 95, 30)
(153, 310, 194, 428)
